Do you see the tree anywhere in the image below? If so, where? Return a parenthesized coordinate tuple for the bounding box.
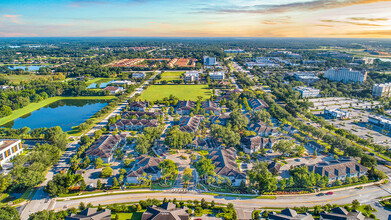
(97, 179, 103, 189)
(352, 199, 360, 210)
(95, 157, 104, 168)
(83, 156, 91, 168)
(210, 124, 240, 147)
(100, 167, 113, 178)
(182, 168, 193, 184)
(194, 156, 216, 183)
(158, 159, 178, 184)
(80, 135, 91, 145)
(274, 140, 294, 155)
(251, 109, 272, 125)
(113, 177, 119, 188)
(164, 126, 194, 149)
(79, 202, 86, 210)
(0, 206, 20, 220)
(248, 162, 277, 193)
(120, 168, 127, 175)
(361, 154, 377, 168)
(228, 111, 249, 129)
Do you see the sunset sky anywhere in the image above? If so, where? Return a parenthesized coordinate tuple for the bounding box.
(0, 0, 391, 38)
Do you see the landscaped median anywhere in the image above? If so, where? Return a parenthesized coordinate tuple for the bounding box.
(55, 190, 163, 201)
(0, 96, 115, 126)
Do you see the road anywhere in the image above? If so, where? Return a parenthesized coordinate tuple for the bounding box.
(20, 72, 159, 220)
(51, 182, 391, 218)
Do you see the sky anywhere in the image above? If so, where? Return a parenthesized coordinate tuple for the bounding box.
(0, 0, 391, 38)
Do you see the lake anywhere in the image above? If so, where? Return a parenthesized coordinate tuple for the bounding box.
(8, 65, 49, 71)
(3, 99, 109, 131)
(87, 80, 115, 89)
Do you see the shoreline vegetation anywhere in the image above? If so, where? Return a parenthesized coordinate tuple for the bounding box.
(0, 96, 115, 126)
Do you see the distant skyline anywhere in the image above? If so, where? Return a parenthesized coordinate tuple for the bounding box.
(0, 0, 391, 38)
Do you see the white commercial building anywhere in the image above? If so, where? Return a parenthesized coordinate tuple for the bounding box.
(373, 83, 391, 97)
(184, 71, 200, 82)
(324, 68, 367, 83)
(294, 86, 320, 98)
(209, 71, 225, 80)
(0, 139, 23, 166)
(293, 72, 319, 84)
(132, 72, 146, 79)
(203, 56, 216, 66)
(324, 108, 350, 119)
(368, 115, 391, 131)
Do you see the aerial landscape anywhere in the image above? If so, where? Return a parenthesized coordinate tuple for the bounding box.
(1, 0, 391, 220)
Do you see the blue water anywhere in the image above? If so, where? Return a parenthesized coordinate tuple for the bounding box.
(87, 80, 115, 89)
(8, 65, 49, 71)
(3, 99, 109, 131)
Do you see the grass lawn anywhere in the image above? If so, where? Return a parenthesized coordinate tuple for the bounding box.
(0, 74, 53, 83)
(112, 212, 143, 220)
(139, 85, 211, 101)
(157, 71, 184, 83)
(0, 96, 115, 126)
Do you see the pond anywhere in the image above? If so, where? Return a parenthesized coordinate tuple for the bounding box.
(87, 80, 115, 89)
(2, 99, 109, 131)
(8, 65, 49, 71)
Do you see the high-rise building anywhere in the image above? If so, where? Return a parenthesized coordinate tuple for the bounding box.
(203, 56, 217, 66)
(324, 68, 367, 83)
(373, 83, 391, 97)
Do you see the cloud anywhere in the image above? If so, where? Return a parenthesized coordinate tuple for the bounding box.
(68, 0, 159, 7)
(320, 19, 383, 26)
(2, 14, 24, 24)
(349, 17, 388, 21)
(344, 29, 391, 37)
(207, 0, 391, 14)
(0, 31, 37, 37)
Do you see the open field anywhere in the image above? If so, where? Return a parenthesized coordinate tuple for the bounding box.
(158, 71, 184, 82)
(0, 96, 115, 126)
(0, 74, 53, 83)
(139, 85, 211, 101)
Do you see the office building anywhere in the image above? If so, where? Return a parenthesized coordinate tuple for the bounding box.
(293, 72, 319, 84)
(324, 68, 367, 83)
(0, 139, 23, 166)
(368, 115, 391, 131)
(324, 108, 350, 119)
(294, 86, 320, 98)
(132, 72, 146, 79)
(184, 71, 199, 82)
(209, 71, 225, 80)
(203, 56, 216, 66)
(373, 83, 391, 97)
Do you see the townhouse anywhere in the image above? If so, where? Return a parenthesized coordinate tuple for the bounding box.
(176, 101, 195, 115)
(126, 156, 163, 184)
(109, 119, 158, 131)
(178, 116, 201, 133)
(248, 122, 278, 137)
(85, 134, 126, 163)
(240, 136, 276, 154)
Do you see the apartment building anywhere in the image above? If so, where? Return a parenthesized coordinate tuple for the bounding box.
(0, 139, 23, 166)
(373, 83, 391, 97)
(324, 68, 367, 83)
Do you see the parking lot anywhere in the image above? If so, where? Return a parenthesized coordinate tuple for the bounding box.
(309, 97, 380, 111)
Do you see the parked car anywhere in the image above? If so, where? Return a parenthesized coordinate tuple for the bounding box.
(317, 193, 325, 196)
(326, 191, 333, 195)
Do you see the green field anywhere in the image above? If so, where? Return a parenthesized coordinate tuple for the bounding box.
(0, 96, 115, 126)
(0, 74, 53, 83)
(157, 71, 184, 82)
(139, 85, 211, 101)
(112, 212, 143, 220)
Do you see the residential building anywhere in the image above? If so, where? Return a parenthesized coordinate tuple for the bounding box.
(268, 208, 314, 220)
(294, 86, 320, 98)
(268, 162, 281, 175)
(0, 139, 23, 166)
(283, 124, 299, 136)
(241, 136, 275, 154)
(201, 101, 219, 114)
(248, 98, 269, 111)
(203, 56, 217, 66)
(85, 134, 126, 163)
(103, 86, 123, 95)
(208, 147, 246, 186)
(178, 116, 201, 133)
(306, 141, 325, 152)
(248, 122, 278, 137)
(324, 68, 367, 83)
(324, 108, 350, 119)
(320, 207, 369, 220)
(209, 112, 230, 125)
(184, 71, 200, 82)
(129, 101, 148, 111)
(65, 208, 111, 220)
(132, 72, 146, 78)
(372, 83, 391, 97)
(368, 115, 391, 131)
(307, 159, 368, 183)
(109, 119, 158, 131)
(122, 111, 161, 119)
(126, 156, 163, 184)
(293, 72, 319, 84)
(176, 101, 195, 115)
(209, 71, 225, 80)
(142, 202, 189, 220)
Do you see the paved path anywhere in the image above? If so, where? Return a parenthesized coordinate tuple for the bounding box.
(20, 72, 158, 220)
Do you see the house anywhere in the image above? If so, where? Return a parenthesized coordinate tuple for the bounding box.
(268, 208, 314, 220)
(126, 156, 163, 184)
(241, 136, 275, 154)
(208, 147, 246, 186)
(307, 159, 368, 183)
(209, 112, 230, 125)
(103, 86, 123, 95)
(176, 101, 195, 115)
(85, 134, 126, 163)
(248, 122, 278, 137)
(189, 137, 221, 150)
(268, 162, 281, 175)
(202, 101, 220, 114)
(178, 117, 201, 133)
(283, 124, 299, 136)
(132, 72, 146, 78)
(142, 202, 189, 220)
(122, 111, 161, 119)
(320, 207, 369, 220)
(65, 208, 111, 220)
(248, 98, 269, 111)
(109, 119, 158, 131)
(0, 139, 23, 166)
(306, 141, 325, 152)
(129, 101, 148, 111)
